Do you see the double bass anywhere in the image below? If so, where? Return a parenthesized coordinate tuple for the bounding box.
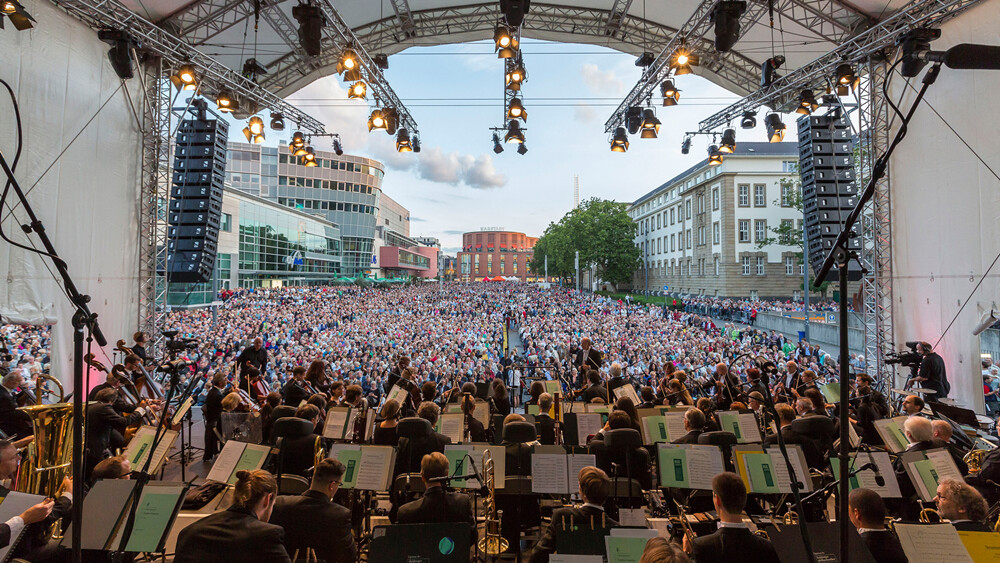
(115, 340, 165, 401)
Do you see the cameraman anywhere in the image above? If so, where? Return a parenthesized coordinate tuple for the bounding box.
(914, 341, 950, 399)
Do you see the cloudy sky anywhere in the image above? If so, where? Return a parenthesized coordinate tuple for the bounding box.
(266, 40, 793, 254)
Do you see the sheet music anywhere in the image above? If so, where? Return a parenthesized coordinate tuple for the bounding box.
(718, 411, 762, 443)
(472, 445, 506, 488)
(356, 446, 396, 491)
(567, 454, 596, 493)
(206, 441, 247, 483)
(126, 426, 179, 474)
(894, 523, 974, 563)
(229, 444, 269, 483)
(684, 445, 726, 490)
(765, 445, 813, 493)
(444, 445, 475, 488)
(344, 408, 360, 439)
(925, 448, 963, 482)
(874, 418, 910, 453)
(364, 409, 377, 441)
(531, 453, 569, 494)
(613, 384, 641, 407)
(323, 408, 349, 439)
(643, 416, 670, 445)
(171, 396, 194, 426)
(438, 413, 464, 443)
(386, 385, 409, 407)
(834, 451, 902, 497)
(617, 508, 646, 527)
(575, 413, 604, 446)
(327, 444, 362, 488)
(664, 413, 687, 442)
(473, 399, 490, 429)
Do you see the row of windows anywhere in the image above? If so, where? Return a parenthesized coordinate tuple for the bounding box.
(276, 198, 375, 215)
(644, 255, 803, 277)
(279, 176, 376, 195)
(277, 153, 383, 178)
(639, 186, 723, 235)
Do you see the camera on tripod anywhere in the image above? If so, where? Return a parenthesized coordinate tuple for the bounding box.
(885, 341, 922, 367)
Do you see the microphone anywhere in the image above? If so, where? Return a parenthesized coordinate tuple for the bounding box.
(863, 445, 885, 486)
(919, 44, 1000, 70)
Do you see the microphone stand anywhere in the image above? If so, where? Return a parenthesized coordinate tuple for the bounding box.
(0, 139, 108, 563)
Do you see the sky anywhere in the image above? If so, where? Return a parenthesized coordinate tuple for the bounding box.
(235, 40, 797, 255)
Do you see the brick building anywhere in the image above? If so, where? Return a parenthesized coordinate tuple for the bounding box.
(457, 229, 546, 282)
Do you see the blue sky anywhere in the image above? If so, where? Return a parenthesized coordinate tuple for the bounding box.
(264, 40, 795, 254)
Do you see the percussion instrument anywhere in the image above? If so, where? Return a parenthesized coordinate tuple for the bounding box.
(890, 388, 910, 396)
(909, 387, 937, 395)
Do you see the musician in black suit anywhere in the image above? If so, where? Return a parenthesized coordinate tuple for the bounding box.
(0, 372, 31, 438)
(384, 355, 410, 394)
(0, 440, 62, 554)
(85, 388, 150, 478)
(237, 337, 268, 387)
(396, 452, 476, 544)
(282, 366, 312, 406)
(131, 331, 148, 362)
(684, 472, 780, 562)
(175, 470, 290, 563)
(461, 395, 487, 442)
(203, 373, 226, 461)
(764, 404, 824, 470)
(88, 368, 137, 415)
(536, 393, 557, 445)
(573, 337, 603, 371)
(672, 407, 706, 444)
(529, 466, 618, 563)
(270, 458, 356, 563)
(581, 370, 609, 404)
(393, 402, 452, 478)
(848, 488, 908, 563)
(935, 479, 991, 532)
(930, 420, 970, 476)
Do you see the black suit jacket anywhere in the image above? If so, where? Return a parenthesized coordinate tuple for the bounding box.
(175, 506, 290, 563)
(237, 346, 268, 379)
(85, 402, 144, 462)
(396, 486, 476, 544)
(467, 417, 487, 443)
(859, 529, 908, 563)
(673, 429, 703, 444)
(204, 386, 224, 422)
(0, 385, 29, 438)
(394, 431, 451, 476)
(690, 526, 780, 563)
(536, 414, 556, 445)
(574, 348, 603, 370)
(89, 382, 137, 414)
(581, 385, 608, 404)
(282, 380, 311, 406)
(529, 505, 618, 563)
(269, 490, 356, 563)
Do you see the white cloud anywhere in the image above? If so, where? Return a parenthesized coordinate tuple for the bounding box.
(462, 154, 506, 189)
(574, 102, 597, 123)
(580, 63, 624, 96)
(412, 147, 507, 189)
(368, 134, 418, 171)
(287, 78, 370, 152)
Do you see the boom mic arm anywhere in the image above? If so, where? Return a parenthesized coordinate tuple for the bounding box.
(916, 43, 1000, 70)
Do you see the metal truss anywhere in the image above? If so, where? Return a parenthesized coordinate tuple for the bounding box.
(778, 0, 874, 43)
(259, 2, 324, 73)
(697, 0, 986, 132)
(259, 0, 419, 135)
(604, 0, 635, 39)
(136, 60, 171, 356)
(50, 0, 324, 134)
(159, 0, 258, 47)
(389, 0, 418, 40)
(603, 0, 770, 134)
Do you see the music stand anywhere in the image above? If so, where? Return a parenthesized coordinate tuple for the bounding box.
(369, 522, 472, 563)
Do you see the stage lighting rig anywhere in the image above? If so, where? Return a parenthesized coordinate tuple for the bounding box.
(331, 137, 344, 156)
(411, 136, 421, 153)
(348, 81, 367, 99)
(504, 120, 525, 144)
(0, 0, 33, 31)
(499, 0, 530, 28)
(243, 116, 265, 144)
(711, 1, 746, 53)
(395, 128, 412, 152)
(834, 62, 859, 95)
(270, 113, 285, 131)
(368, 109, 387, 132)
(169, 64, 198, 91)
(98, 28, 136, 80)
(215, 90, 235, 113)
(719, 128, 736, 153)
(505, 58, 527, 91)
(669, 46, 699, 76)
(639, 108, 661, 139)
(764, 113, 785, 142)
(708, 144, 723, 166)
(635, 52, 655, 68)
(242, 58, 268, 83)
(372, 53, 389, 70)
(494, 23, 518, 58)
(660, 79, 679, 106)
(739, 111, 756, 129)
(506, 97, 527, 121)
(293, 1, 325, 57)
(517, 143, 527, 155)
(795, 89, 819, 115)
(492, 133, 504, 154)
(610, 127, 629, 153)
(625, 106, 643, 135)
(303, 146, 317, 166)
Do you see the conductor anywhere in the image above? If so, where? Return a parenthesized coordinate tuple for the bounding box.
(573, 337, 603, 371)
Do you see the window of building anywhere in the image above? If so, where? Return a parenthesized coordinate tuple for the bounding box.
(657, 214, 661, 229)
(488, 254, 493, 274)
(754, 184, 766, 207)
(475, 254, 480, 272)
(738, 184, 750, 207)
(713, 222, 720, 245)
(755, 220, 767, 242)
(782, 160, 797, 173)
(685, 200, 692, 219)
(742, 256, 751, 275)
(221, 213, 232, 232)
(780, 219, 794, 244)
(757, 256, 765, 275)
(657, 238, 661, 254)
(686, 229, 692, 249)
(698, 226, 705, 246)
(712, 187, 720, 210)
(698, 194, 705, 213)
(750, 290, 759, 300)
(785, 256, 795, 275)
(714, 257, 719, 276)
(781, 183, 794, 207)
(671, 234, 675, 252)
(738, 220, 750, 242)
(670, 208, 675, 224)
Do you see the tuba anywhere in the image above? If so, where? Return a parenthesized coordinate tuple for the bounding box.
(14, 403, 73, 497)
(477, 449, 509, 556)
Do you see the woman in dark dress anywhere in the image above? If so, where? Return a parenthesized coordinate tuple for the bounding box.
(372, 398, 401, 447)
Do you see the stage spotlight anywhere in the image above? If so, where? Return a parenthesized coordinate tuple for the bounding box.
(368, 109, 388, 132)
(348, 81, 367, 99)
(412, 136, 421, 153)
(395, 128, 412, 152)
(719, 128, 736, 153)
(517, 143, 528, 155)
(740, 111, 756, 129)
(764, 113, 785, 143)
(332, 138, 344, 156)
(639, 108, 661, 139)
(169, 64, 198, 91)
(499, 0, 529, 27)
(373, 53, 389, 69)
(215, 90, 235, 112)
(835, 62, 859, 95)
(243, 116, 265, 144)
(293, 2, 325, 57)
(505, 62, 526, 91)
(635, 52, 654, 67)
(242, 58, 268, 83)
(760, 55, 784, 88)
(382, 108, 400, 135)
(660, 79, 680, 106)
(708, 145, 724, 166)
(270, 113, 286, 131)
(505, 120, 525, 144)
(625, 106, 643, 135)
(711, 1, 746, 52)
(795, 89, 819, 115)
(681, 136, 692, 154)
(494, 24, 518, 58)
(303, 146, 317, 166)
(1, 0, 34, 30)
(507, 97, 527, 121)
(492, 133, 504, 154)
(610, 127, 629, 153)
(670, 48, 700, 75)
(343, 68, 363, 83)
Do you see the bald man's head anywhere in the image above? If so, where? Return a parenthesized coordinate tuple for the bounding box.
(931, 419, 953, 441)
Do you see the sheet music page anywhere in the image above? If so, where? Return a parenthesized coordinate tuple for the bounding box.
(835, 452, 902, 497)
(327, 444, 362, 489)
(120, 484, 186, 553)
(531, 453, 569, 494)
(656, 445, 689, 488)
(473, 400, 490, 429)
(364, 409, 377, 441)
(613, 384, 640, 407)
(925, 448, 963, 483)
(894, 523, 974, 563)
(171, 397, 194, 426)
(357, 446, 395, 491)
(766, 445, 812, 493)
(664, 413, 687, 442)
(323, 407, 349, 439)
(617, 508, 646, 528)
(229, 444, 270, 484)
(386, 385, 409, 407)
(206, 440, 247, 483)
(439, 413, 465, 443)
(575, 413, 604, 446)
(444, 445, 475, 488)
(737, 413, 762, 443)
(567, 454, 597, 494)
(643, 416, 669, 445)
(344, 408, 360, 438)
(684, 445, 725, 490)
(874, 418, 909, 453)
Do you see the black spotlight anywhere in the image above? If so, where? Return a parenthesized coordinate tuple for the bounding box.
(719, 128, 736, 153)
(681, 136, 692, 154)
(760, 55, 785, 88)
(293, 2, 326, 57)
(740, 111, 756, 129)
(635, 52, 654, 67)
(499, 0, 530, 27)
(711, 1, 746, 52)
(242, 58, 268, 83)
(517, 143, 528, 155)
(492, 133, 504, 154)
(270, 112, 286, 131)
(412, 136, 421, 153)
(373, 53, 389, 70)
(764, 113, 785, 143)
(332, 138, 344, 156)
(610, 127, 629, 153)
(625, 106, 643, 135)
(98, 29, 136, 80)
(834, 62, 859, 95)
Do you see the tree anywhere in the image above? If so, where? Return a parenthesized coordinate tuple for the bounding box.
(530, 198, 641, 288)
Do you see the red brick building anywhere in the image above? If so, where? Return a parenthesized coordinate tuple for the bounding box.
(457, 229, 549, 282)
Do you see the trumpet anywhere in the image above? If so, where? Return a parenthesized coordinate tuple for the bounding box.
(919, 507, 941, 523)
